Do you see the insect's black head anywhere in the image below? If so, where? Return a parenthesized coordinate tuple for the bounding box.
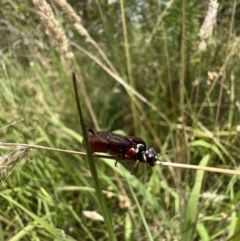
(143, 147, 159, 166)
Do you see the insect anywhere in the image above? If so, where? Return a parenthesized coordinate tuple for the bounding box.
(82, 129, 160, 170)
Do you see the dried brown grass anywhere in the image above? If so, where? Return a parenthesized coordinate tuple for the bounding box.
(0, 147, 29, 181)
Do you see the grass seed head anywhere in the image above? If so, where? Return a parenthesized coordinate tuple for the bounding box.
(199, 0, 219, 52)
(0, 147, 29, 180)
(33, 0, 73, 59)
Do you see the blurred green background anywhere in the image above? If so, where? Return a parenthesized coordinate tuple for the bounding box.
(1, 0, 240, 240)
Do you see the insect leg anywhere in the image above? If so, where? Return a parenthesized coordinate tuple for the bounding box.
(115, 154, 121, 167)
(130, 160, 139, 175)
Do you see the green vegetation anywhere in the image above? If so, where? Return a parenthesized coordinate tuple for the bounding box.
(1, 0, 240, 240)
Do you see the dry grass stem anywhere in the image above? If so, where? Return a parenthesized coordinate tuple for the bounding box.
(32, 0, 73, 60)
(0, 142, 239, 176)
(199, 0, 219, 52)
(0, 147, 29, 180)
(158, 161, 240, 176)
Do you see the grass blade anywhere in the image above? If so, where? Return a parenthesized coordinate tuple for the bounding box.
(72, 73, 116, 241)
(181, 154, 210, 241)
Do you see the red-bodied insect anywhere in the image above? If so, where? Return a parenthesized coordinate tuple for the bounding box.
(82, 129, 160, 169)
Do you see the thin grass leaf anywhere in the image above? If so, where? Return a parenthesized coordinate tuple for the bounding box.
(181, 154, 210, 241)
(126, 176, 154, 241)
(72, 73, 116, 241)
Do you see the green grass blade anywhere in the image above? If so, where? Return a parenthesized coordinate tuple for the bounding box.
(126, 176, 154, 241)
(181, 154, 210, 241)
(72, 73, 116, 241)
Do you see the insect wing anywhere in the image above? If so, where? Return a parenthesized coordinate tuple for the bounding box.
(98, 132, 134, 155)
(86, 131, 133, 155)
(82, 131, 109, 153)
(95, 131, 133, 147)
(124, 136, 146, 147)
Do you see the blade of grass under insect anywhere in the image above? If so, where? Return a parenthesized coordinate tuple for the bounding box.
(72, 73, 116, 241)
(126, 176, 154, 241)
(181, 154, 210, 241)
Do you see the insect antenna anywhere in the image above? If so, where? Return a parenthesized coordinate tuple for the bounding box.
(158, 151, 168, 158)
